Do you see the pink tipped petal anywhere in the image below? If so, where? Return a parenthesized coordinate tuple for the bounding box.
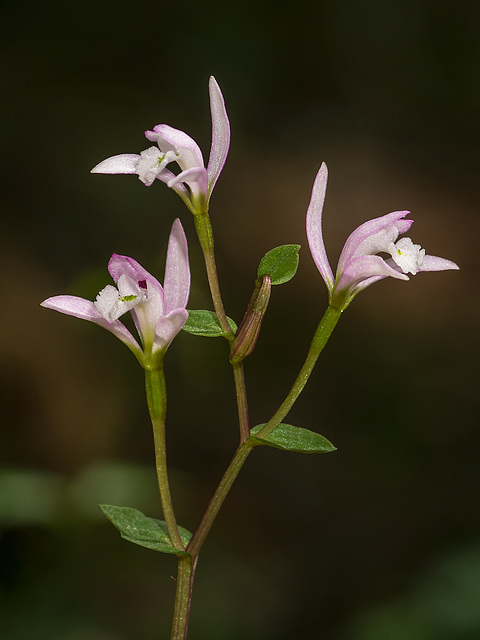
(108, 254, 162, 291)
(107, 255, 166, 340)
(146, 124, 204, 171)
(337, 210, 411, 274)
(306, 163, 334, 291)
(419, 255, 460, 272)
(207, 76, 231, 198)
(154, 309, 189, 352)
(155, 167, 190, 196)
(163, 219, 190, 313)
(168, 166, 208, 195)
(91, 154, 140, 174)
(41, 295, 103, 321)
(351, 273, 390, 293)
(336, 255, 409, 294)
(41, 295, 141, 351)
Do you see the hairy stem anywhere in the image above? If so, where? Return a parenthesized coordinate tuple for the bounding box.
(194, 212, 250, 442)
(170, 555, 197, 640)
(232, 361, 250, 442)
(194, 213, 232, 336)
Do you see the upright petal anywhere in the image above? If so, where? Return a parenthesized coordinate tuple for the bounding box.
(306, 163, 334, 291)
(163, 219, 190, 313)
(207, 76, 231, 199)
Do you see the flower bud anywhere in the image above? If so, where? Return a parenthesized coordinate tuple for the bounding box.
(230, 275, 271, 364)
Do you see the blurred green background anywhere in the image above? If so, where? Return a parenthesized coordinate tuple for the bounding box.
(1, 0, 479, 638)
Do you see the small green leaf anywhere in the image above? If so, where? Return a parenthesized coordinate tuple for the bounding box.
(249, 423, 336, 453)
(99, 505, 192, 555)
(257, 244, 301, 285)
(182, 310, 237, 337)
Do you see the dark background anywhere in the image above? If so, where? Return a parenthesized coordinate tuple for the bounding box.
(1, 1, 479, 638)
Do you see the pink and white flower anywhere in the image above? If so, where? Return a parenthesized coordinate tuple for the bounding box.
(41, 219, 190, 366)
(91, 77, 230, 215)
(306, 163, 459, 309)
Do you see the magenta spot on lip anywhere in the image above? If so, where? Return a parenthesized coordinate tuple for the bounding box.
(138, 279, 147, 290)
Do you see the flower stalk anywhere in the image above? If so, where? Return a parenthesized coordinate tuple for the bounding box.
(170, 556, 197, 640)
(187, 305, 343, 559)
(145, 366, 184, 551)
(193, 212, 233, 337)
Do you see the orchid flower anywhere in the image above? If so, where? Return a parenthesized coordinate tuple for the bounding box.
(306, 163, 459, 310)
(91, 76, 230, 215)
(41, 219, 190, 367)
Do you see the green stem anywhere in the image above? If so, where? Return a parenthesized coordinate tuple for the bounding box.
(194, 212, 250, 443)
(189, 306, 342, 558)
(187, 441, 254, 558)
(194, 213, 232, 337)
(170, 555, 197, 640)
(145, 367, 184, 551)
(172, 305, 342, 637)
(256, 304, 342, 439)
(232, 361, 250, 442)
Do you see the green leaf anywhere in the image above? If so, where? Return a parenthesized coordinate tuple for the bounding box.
(182, 310, 238, 337)
(257, 244, 301, 285)
(99, 505, 192, 555)
(249, 423, 336, 454)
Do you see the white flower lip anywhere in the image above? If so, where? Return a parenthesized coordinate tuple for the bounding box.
(388, 237, 425, 275)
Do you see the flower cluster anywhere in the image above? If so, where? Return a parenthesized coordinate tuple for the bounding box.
(43, 78, 459, 367)
(41, 219, 190, 367)
(306, 163, 459, 309)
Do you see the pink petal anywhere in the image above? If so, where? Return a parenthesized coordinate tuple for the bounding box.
(168, 166, 208, 199)
(154, 309, 189, 352)
(163, 219, 190, 313)
(156, 167, 190, 197)
(306, 163, 334, 291)
(419, 255, 460, 272)
(91, 154, 140, 174)
(107, 254, 165, 340)
(40, 295, 141, 351)
(337, 211, 412, 275)
(335, 254, 409, 294)
(145, 124, 204, 172)
(108, 254, 162, 291)
(207, 76, 231, 200)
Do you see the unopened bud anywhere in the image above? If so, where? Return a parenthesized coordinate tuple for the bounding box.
(230, 275, 271, 364)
